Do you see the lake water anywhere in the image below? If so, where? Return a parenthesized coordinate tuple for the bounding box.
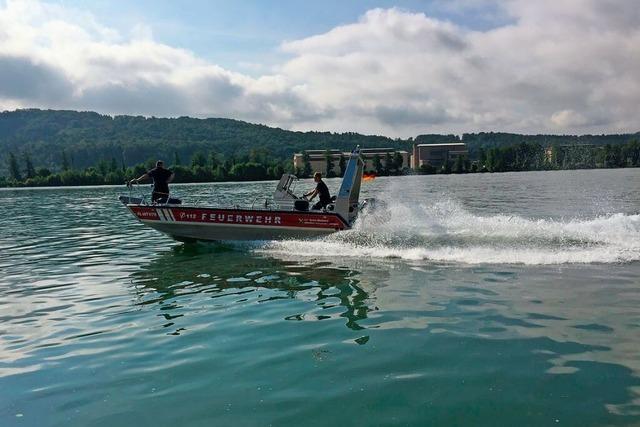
(1, 169, 640, 426)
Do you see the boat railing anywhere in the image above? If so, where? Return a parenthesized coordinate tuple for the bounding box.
(124, 182, 149, 205)
(250, 196, 271, 210)
(124, 182, 184, 206)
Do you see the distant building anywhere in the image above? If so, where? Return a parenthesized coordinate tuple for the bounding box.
(293, 148, 410, 175)
(359, 148, 410, 173)
(411, 143, 468, 169)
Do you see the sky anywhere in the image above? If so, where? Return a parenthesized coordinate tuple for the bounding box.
(0, 0, 638, 137)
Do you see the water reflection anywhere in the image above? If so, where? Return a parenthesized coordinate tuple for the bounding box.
(129, 243, 382, 335)
(4, 175, 640, 425)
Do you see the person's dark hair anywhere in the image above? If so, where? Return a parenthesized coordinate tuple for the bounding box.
(313, 172, 322, 179)
(156, 160, 164, 168)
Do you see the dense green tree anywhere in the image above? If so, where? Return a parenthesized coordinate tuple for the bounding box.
(453, 155, 465, 174)
(267, 164, 285, 179)
(191, 151, 207, 168)
(383, 152, 393, 176)
(439, 160, 452, 174)
(36, 167, 51, 177)
(47, 174, 62, 186)
(214, 165, 228, 181)
(61, 150, 70, 171)
(485, 148, 497, 172)
(325, 150, 335, 178)
(302, 151, 312, 178)
(96, 159, 109, 176)
(190, 166, 208, 182)
(23, 152, 36, 179)
(418, 163, 436, 174)
(249, 148, 269, 164)
(283, 160, 296, 175)
(393, 152, 404, 173)
(338, 154, 346, 177)
(372, 154, 383, 176)
(230, 162, 267, 181)
(105, 170, 125, 185)
(8, 152, 21, 181)
(209, 151, 219, 170)
(478, 147, 487, 169)
(131, 164, 147, 178)
(59, 169, 82, 186)
(145, 158, 156, 170)
(171, 165, 193, 183)
(224, 157, 235, 173)
(623, 140, 640, 166)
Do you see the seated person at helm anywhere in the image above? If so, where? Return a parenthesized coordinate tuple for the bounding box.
(129, 160, 175, 203)
(304, 172, 331, 210)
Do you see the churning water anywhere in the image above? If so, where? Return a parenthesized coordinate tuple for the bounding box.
(263, 197, 640, 265)
(1, 168, 640, 426)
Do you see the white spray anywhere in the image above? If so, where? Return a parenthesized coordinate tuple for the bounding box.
(257, 192, 640, 265)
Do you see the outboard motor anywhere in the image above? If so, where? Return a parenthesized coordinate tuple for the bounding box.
(324, 196, 337, 212)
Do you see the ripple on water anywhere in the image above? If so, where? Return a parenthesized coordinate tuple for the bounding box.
(1, 175, 640, 425)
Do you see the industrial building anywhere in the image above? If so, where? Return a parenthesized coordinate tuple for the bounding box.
(293, 142, 468, 174)
(293, 148, 410, 175)
(411, 143, 468, 169)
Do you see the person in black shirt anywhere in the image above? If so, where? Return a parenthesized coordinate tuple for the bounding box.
(304, 172, 332, 210)
(129, 160, 175, 203)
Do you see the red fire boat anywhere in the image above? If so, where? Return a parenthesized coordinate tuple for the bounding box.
(119, 148, 372, 242)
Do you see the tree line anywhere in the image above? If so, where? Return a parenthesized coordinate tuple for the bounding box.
(416, 139, 640, 175)
(3, 109, 637, 178)
(0, 148, 350, 187)
(2, 140, 639, 187)
(1, 109, 639, 185)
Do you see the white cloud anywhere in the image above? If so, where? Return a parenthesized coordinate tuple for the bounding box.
(277, 3, 640, 135)
(0, 0, 638, 137)
(0, 0, 314, 123)
(551, 110, 588, 128)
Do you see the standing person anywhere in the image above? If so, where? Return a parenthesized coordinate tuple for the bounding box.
(304, 171, 332, 210)
(129, 160, 175, 203)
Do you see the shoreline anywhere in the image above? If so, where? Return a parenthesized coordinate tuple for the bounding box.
(1, 166, 638, 190)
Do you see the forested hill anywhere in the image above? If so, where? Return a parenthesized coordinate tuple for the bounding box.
(1, 109, 638, 175)
(0, 109, 408, 173)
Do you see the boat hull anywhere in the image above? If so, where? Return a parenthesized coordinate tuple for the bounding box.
(126, 205, 349, 241)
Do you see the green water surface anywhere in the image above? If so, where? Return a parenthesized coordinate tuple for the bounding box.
(1, 170, 640, 426)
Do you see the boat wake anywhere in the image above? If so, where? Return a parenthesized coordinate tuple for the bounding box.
(255, 198, 640, 265)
